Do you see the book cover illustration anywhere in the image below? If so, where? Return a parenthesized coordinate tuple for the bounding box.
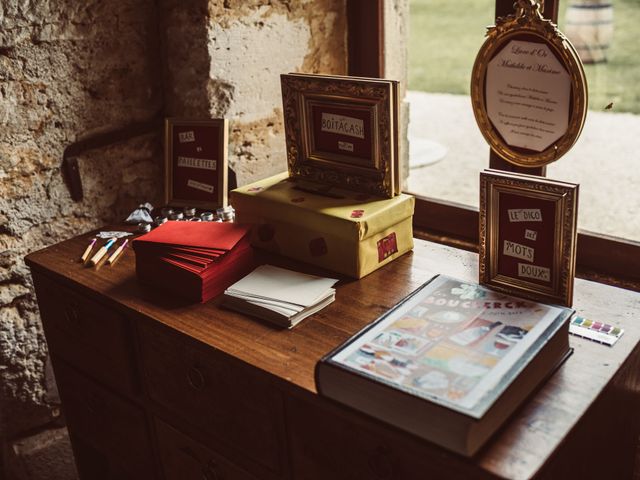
(330, 275, 568, 416)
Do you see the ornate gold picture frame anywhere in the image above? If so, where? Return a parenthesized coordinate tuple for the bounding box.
(479, 169, 578, 306)
(164, 118, 228, 209)
(471, 0, 588, 167)
(281, 73, 399, 198)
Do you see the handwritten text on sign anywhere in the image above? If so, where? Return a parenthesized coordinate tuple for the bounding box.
(518, 263, 550, 282)
(485, 40, 571, 152)
(508, 208, 542, 222)
(187, 179, 214, 194)
(321, 113, 365, 139)
(504, 240, 534, 262)
(338, 141, 354, 152)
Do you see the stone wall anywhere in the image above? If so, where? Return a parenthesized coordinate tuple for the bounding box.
(161, 0, 348, 185)
(0, 0, 349, 452)
(0, 0, 164, 437)
(384, 0, 410, 188)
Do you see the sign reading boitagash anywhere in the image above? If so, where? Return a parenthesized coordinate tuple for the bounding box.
(485, 40, 571, 152)
(321, 112, 365, 139)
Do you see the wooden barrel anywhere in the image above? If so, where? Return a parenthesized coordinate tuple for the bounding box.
(564, 2, 614, 63)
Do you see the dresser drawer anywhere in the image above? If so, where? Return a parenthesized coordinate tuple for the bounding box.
(53, 359, 156, 479)
(287, 396, 475, 480)
(138, 322, 284, 473)
(71, 433, 140, 480)
(32, 272, 137, 396)
(155, 417, 257, 480)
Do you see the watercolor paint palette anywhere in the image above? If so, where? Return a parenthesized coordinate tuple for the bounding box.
(569, 316, 624, 346)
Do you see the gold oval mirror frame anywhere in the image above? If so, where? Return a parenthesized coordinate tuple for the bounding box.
(471, 0, 588, 168)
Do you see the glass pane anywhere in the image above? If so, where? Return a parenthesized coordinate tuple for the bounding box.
(407, 0, 640, 242)
(407, 0, 494, 209)
(547, 0, 640, 241)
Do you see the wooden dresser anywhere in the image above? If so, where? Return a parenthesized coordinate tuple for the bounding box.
(25, 229, 640, 480)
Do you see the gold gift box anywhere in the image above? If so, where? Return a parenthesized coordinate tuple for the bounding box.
(231, 173, 414, 278)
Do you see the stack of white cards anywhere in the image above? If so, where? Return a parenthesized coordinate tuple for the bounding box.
(222, 264, 338, 328)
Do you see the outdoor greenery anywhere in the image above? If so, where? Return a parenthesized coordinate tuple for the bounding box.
(408, 0, 640, 114)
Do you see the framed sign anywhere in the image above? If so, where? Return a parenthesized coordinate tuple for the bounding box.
(479, 169, 578, 306)
(164, 118, 228, 209)
(471, 0, 588, 167)
(281, 73, 399, 198)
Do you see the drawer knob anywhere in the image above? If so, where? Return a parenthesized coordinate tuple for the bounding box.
(202, 460, 221, 480)
(367, 447, 394, 480)
(187, 366, 206, 391)
(180, 447, 220, 479)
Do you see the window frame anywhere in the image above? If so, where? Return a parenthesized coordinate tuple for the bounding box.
(346, 0, 640, 290)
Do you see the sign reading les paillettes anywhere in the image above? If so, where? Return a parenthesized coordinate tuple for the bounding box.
(164, 118, 229, 209)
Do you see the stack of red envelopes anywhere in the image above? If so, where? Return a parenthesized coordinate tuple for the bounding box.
(132, 221, 255, 303)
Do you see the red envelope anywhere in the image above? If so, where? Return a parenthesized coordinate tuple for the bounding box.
(133, 221, 255, 303)
(133, 221, 250, 252)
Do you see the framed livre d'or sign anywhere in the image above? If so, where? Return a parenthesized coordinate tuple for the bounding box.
(165, 118, 228, 209)
(479, 170, 578, 306)
(471, 0, 588, 167)
(281, 73, 399, 198)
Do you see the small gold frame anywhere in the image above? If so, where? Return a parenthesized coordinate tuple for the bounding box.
(479, 169, 579, 306)
(281, 73, 399, 198)
(471, 0, 588, 167)
(164, 118, 228, 209)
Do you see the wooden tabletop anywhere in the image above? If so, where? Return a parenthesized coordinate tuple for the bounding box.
(26, 226, 640, 480)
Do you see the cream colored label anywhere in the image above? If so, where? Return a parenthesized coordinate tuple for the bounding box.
(178, 130, 195, 143)
(321, 113, 365, 139)
(485, 39, 571, 152)
(503, 240, 534, 262)
(518, 263, 550, 282)
(338, 140, 354, 152)
(524, 229, 538, 241)
(508, 208, 542, 222)
(187, 179, 214, 194)
(177, 156, 217, 171)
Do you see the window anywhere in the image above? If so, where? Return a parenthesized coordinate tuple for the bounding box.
(547, 0, 640, 242)
(407, 0, 493, 210)
(347, 0, 640, 288)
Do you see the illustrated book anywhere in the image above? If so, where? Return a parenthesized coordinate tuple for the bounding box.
(315, 275, 573, 456)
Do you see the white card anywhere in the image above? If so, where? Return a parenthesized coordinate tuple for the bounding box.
(226, 265, 338, 308)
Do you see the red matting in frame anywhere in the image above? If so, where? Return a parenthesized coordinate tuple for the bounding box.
(281, 73, 398, 198)
(165, 119, 228, 209)
(479, 169, 579, 307)
(310, 102, 373, 162)
(497, 192, 556, 288)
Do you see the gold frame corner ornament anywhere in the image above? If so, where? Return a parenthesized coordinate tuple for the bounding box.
(479, 169, 579, 307)
(471, 0, 588, 168)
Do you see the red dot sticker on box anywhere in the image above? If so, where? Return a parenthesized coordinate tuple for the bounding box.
(309, 237, 328, 257)
(377, 232, 398, 262)
(350, 209, 365, 218)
